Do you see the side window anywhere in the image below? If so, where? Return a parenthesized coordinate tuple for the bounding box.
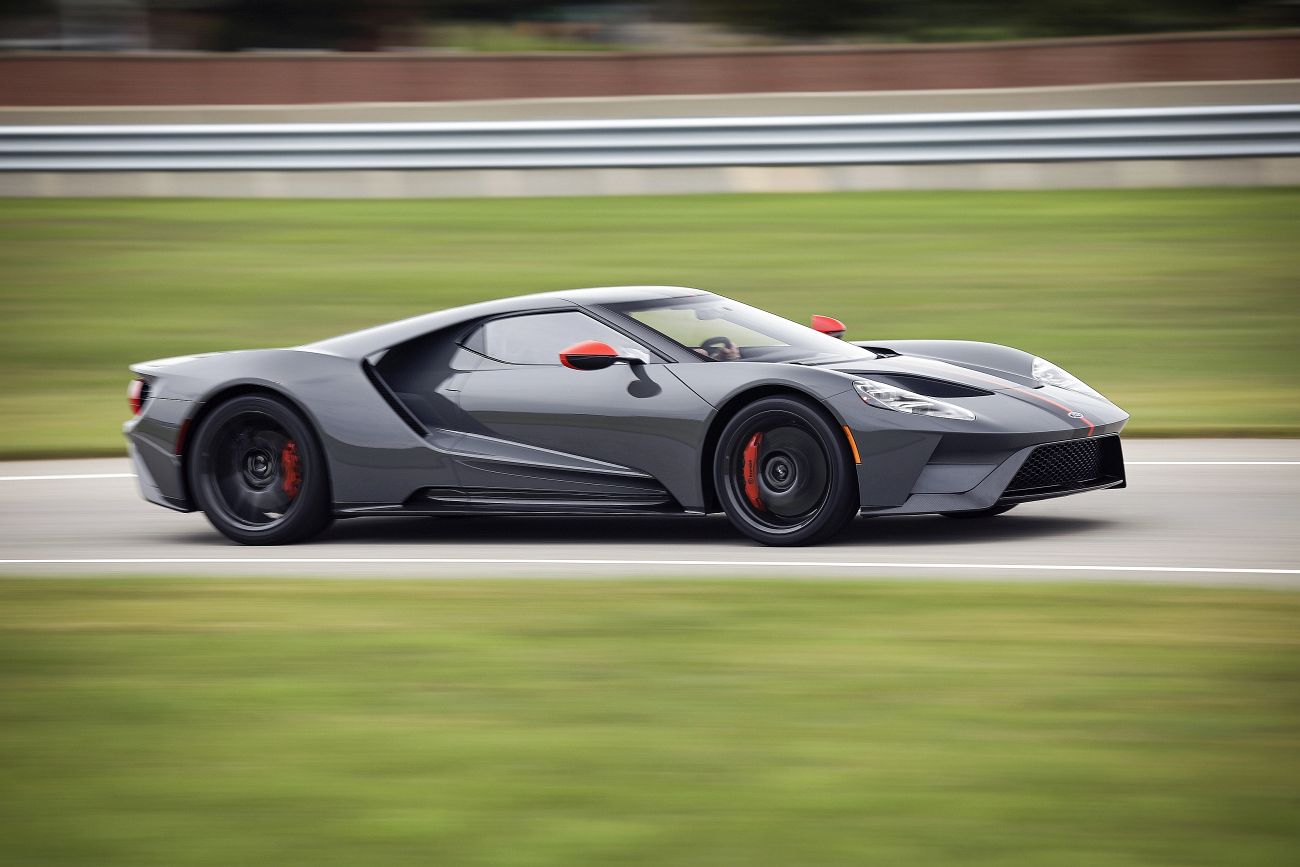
(468, 311, 649, 366)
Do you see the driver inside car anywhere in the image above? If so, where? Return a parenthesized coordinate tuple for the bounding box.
(698, 335, 741, 361)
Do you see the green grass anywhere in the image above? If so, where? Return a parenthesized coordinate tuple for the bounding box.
(427, 23, 633, 52)
(1, 190, 1297, 457)
(1, 578, 1297, 866)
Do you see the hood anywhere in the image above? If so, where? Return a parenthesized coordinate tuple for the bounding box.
(826, 354, 1029, 394)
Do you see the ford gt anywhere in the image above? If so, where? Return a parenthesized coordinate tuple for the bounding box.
(125, 286, 1127, 546)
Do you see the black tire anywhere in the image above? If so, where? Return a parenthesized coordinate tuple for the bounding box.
(713, 396, 859, 546)
(940, 504, 1017, 519)
(187, 394, 333, 545)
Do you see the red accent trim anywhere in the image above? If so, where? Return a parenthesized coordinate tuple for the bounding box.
(811, 314, 846, 339)
(1005, 386, 1094, 436)
(559, 340, 618, 369)
(127, 379, 144, 415)
(934, 365, 1097, 436)
(742, 432, 764, 511)
(281, 441, 302, 498)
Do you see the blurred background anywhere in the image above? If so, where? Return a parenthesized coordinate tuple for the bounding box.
(2, 0, 1300, 51)
(1, 2, 1297, 454)
(0, 5, 1298, 867)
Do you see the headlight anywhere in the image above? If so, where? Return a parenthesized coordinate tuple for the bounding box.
(854, 379, 975, 421)
(1031, 356, 1104, 400)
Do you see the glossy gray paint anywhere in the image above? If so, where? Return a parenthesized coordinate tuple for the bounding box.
(124, 285, 1128, 522)
(849, 339, 1042, 387)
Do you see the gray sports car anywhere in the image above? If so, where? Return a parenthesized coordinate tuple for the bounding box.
(125, 286, 1127, 546)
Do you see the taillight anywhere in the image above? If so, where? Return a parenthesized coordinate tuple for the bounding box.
(128, 378, 148, 415)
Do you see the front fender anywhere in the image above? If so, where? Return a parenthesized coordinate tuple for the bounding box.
(668, 361, 858, 407)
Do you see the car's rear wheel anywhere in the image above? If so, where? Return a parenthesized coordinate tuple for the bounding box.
(713, 396, 859, 546)
(188, 394, 332, 545)
(940, 504, 1017, 519)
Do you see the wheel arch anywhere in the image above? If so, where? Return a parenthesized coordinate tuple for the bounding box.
(179, 382, 334, 508)
(698, 384, 854, 513)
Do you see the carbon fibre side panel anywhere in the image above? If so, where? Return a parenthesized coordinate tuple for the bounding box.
(127, 348, 461, 510)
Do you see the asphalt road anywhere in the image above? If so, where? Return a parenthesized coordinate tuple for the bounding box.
(1, 439, 1297, 586)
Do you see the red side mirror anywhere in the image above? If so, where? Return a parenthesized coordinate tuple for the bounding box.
(811, 315, 846, 339)
(559, 340, 619, 371)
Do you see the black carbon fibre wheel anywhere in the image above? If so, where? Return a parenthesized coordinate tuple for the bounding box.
(188, 394, 333, 545)
(714, 396, 859, 546)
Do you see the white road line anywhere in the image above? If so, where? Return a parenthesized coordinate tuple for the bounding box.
(0, 558, 1296, 575)
(1127, 461, 1300, 465)
(0, 473, 136, 481)
(0, 462, 1297, 482)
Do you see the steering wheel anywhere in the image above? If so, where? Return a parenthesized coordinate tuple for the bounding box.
(700, 335, 737, 361)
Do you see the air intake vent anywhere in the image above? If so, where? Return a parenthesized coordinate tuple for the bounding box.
(1005, 437, 1121, 496)
(840, 373, 992, 398)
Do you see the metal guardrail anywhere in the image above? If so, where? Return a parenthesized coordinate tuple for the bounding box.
(2, 105, 1298, 171)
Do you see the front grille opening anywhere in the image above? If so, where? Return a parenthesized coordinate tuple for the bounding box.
(1005, 436, 1122, 497)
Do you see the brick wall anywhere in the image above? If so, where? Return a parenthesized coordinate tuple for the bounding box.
(2, 30, 1297, 107)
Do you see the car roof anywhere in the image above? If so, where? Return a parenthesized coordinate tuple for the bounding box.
(552, 285, 706, 305)
(303, 285, 707, 359)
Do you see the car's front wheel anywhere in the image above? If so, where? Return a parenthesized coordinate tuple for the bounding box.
(187, 394, 333, 545)
(713, 396, 859, 546)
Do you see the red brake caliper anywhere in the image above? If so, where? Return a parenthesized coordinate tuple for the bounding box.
(281, 441, 302, 498)
(742, 432, 765, 511)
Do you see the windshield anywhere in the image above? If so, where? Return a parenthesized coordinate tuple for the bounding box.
(603, 294, 877, 364)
